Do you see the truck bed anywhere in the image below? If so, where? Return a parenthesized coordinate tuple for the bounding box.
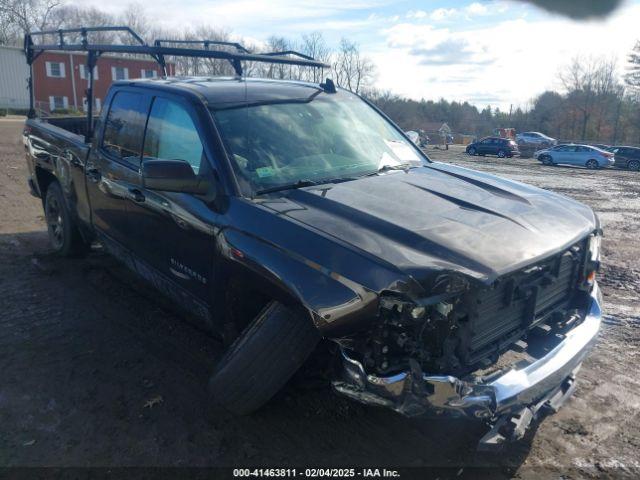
(38, 116, 95, 139)
(26, 117, 93, 152)
(24, 117, 92, 198)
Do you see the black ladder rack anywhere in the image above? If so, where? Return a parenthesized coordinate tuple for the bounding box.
(24, 25, 330, 138)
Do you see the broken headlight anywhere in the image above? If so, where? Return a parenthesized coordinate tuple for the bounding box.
(588, 233, 601, 263)
(584, 232, 602, 287)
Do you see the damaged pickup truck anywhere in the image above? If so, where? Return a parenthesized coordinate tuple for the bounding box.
(23, 27, 602, 450)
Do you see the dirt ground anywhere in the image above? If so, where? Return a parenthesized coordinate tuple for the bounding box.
(1, 119, 639, 478)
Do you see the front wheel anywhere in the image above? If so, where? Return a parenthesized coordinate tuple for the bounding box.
(586, 159, 599, 170)
(209, 301, 320, 415)
(467, 147, 476, 156)
(497, 150, 506, 158)
(540, 155, 553, 166)
(628, 159, 640, 171)
(44, 182, 89, 256)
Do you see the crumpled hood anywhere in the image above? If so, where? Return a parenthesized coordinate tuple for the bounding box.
(261, 162, 597, 284)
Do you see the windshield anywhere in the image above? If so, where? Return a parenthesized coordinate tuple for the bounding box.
(211, 89, 426, 195)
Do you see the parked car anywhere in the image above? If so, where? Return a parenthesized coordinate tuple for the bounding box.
(466, 136, 519, 158)
(534, 144, 615, 169)
(516, 131, 557, 147)
(23, 26, 604, 451)
(609, 146, 640, 171)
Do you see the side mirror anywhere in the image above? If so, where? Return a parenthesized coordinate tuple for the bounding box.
(141, 159, 211, 195)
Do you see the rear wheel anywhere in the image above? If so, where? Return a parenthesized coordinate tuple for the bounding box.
(586, 159, 599, 170)
(467, 147, 476, 156)
(628, 159, 640, 171)
(44, 182, 89, 257)
(209, 301, 320, 415)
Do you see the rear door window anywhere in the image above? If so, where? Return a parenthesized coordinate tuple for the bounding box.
(102, 91, 148, 165)
(143, 97, 205, 174)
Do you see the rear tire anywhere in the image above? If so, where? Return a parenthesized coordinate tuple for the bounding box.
(44, 182, 89, 257)
(628, 160, 640, 171)
(586, 159, 599, 170)
(209, 301, 320, 415)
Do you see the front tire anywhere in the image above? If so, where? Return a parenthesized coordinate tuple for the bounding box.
(586, 159, 599, 170)
(467, 147, 476, 156)
(497, 150, 506, 158)
(209, 301, 320, 415)
(628, 159, 640, 171)
(44, 182, 88, 257)
(540, 155, 553, 166)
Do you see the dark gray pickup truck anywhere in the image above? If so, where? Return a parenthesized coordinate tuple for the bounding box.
(23, 27, 603, 450)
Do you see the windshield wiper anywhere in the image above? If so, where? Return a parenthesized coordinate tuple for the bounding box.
(256, 179, 317, 195)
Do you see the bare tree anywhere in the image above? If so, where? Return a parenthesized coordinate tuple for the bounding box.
(118, 3, 151, 44)
(332, 38, 375, 94)
(625, 40, 640, 93)
(300, 32, 331, 83)
(560, 57, 602, 140)
(0, 0, 61, 45)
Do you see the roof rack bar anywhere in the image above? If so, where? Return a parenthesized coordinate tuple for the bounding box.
(154, 39, 251, 54)
(262, 50, 315, 61)
(25, 43, 328, 70)
(28, 26, 147, 46)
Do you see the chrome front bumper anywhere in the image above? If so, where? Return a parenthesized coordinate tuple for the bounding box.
(333, 283, 603, 448)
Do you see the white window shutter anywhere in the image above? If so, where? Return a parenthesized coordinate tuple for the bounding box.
(93, 66, 99, 80)
(111, 66, 117, 81)
(63, 97, 69, 109)
(46, 62, 52, 77)
(80, 64, 85, 80)
(49, 96, 55, 111)
(60, 62, 66, 78)
(95, 98, 101, 111)
(124, 68, 129, 80)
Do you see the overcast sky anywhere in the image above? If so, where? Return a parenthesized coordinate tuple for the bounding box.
(78, 0, 640, 109)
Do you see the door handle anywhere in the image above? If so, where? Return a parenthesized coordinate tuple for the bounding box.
(128, 188, 146, 203)
(86, 168, 101, 183)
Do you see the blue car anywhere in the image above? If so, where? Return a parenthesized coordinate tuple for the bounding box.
(534, 144, 615, 169)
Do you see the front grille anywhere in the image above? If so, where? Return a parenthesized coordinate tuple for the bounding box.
(463, 243, 584, 365)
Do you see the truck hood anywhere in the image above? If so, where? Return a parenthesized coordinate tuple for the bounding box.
(261, 162, 597, 285)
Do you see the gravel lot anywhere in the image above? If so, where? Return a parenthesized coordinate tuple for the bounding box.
(1, 119, 639, 477)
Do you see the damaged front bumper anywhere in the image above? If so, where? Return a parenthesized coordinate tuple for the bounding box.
(332, 283, 603, 450)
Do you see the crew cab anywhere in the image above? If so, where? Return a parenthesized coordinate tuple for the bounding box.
(24, 76, 603, 450)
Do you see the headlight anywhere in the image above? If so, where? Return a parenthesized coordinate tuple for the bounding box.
(588, 234, 601, 263)
(583, 233, 602, 287)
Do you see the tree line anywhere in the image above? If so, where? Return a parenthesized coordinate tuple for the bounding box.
(2, 0, 640, 145)
(366, 54, 640, 146)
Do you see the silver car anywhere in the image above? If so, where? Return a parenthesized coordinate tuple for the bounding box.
(534, 144, 615, 169)
(516, 131, 557, 146)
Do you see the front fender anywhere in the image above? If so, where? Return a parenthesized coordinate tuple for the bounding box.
(222, 228, 379, 335)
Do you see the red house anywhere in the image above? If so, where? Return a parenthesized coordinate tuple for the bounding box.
(32, 52, 175, 114)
